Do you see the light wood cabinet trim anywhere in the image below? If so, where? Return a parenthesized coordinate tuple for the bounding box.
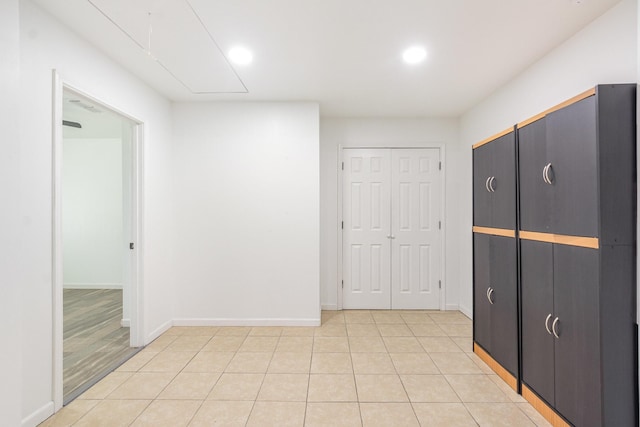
(522, 384, 571, 427)
(473, 343, 518, 392)
(519, 230, 599, 249)
(517, 88, 596, 129)
(472, 127, 513, 149)
(517, 112, 546, 129)
(472, 226, 516, 238)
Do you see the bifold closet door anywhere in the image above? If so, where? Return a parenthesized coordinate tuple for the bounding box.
(343, 148, 441, 309)
(342, 149, 392, 309)
(390, 149, 441, 309)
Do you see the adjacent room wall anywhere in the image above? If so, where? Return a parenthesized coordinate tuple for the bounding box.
(458, 0, 637, 316)
(0, 0, 22, 425)
(62, 138, 123, 288)
(171, 102, 320, 325)
(319, 118, 463, 312)
(20, 1, 174, 424)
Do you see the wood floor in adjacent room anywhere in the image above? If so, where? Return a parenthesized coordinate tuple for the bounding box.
(44, 310, 551, 426)
(64, 289, 139, 402)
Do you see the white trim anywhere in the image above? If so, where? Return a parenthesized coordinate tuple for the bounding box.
(51, 72, 145, 411)
(21, 401, 54, 427)
(146, 320, 173, 344)
(459, 303, 473, 319)
(337, 144, 344, 310)
(172, 318, 322, 327)
(63, 283, 123, 289)
(321, 304, 338, 311)
(51, 70, 64, 412)
(338, 144, 447, 311)
(121, 318, 131, 327)
(445, 304, 459, 311)
(130, 122, 145, 348)
(438, 147, 447, 311)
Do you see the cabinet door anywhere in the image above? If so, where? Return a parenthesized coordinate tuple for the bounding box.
(553, 245, 601, 427)
(490, 132, 516, 230)
(473, 233, 491, 351)
(518, 119, 552, 233)
(473, 144, 493, 227)
(489, 235, 518, 375)
(547, 97, 598, 237)
(520, 240, 555, 405)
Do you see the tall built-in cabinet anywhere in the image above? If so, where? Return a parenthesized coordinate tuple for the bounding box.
(473, 85, 637, 427)
(472, 129, 519, 390)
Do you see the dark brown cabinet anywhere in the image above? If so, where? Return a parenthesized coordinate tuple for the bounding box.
(474, 234, 518, 377)
(519, 98, 598, 237)
(518, 118, 552, 233)
(520, 240, 554, 403)
(521, 241, 602, 427)
(475, 84, 637, 427)
(473, 130, 516, 230)
(517, 84, 636, 427)
(519, 85, 636, 243)
(545, 98, 598, 237)
(472, 128, 519, 390)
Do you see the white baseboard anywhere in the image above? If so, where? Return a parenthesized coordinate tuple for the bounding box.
(321, 304, 338, 311)
(458, 304, 473, 320)
(121, 318, 130, 327)
(63, 283, 123, 290)
(172, 318, 322, 327)
(22, 401, 54, 427)
(445, 304, 459, 311)
(146, 320, 173, 345)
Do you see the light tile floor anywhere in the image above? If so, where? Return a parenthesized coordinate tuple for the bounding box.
(40, 310, 551, 427)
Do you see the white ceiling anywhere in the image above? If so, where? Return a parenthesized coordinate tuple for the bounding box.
(36, 0, 621, 117)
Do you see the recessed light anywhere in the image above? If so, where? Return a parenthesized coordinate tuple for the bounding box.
(403, 46, 427, 64)
(228, 46, 253, 65)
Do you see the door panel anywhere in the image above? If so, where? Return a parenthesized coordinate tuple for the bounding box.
(489, 235, 518, 375)
(343, 149, 392, 309)
(391, 149, 441, 309)
(473, 144, 493, 227)
(490, 132, 516, 229)
(473, 233, 491, 352)
(553, 245, 601, 427)
(519, 119, 552, 233)
(520, 240, 555, 404)
(547, 97, 598, 237)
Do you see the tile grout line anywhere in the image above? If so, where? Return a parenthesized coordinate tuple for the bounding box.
(50, 312, 513, 426)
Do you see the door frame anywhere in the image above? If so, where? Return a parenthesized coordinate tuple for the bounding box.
(337, 145, 446, 311)
(51, 70, 145, 410)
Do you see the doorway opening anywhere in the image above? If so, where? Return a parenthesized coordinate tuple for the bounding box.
(53, 80, 144, 408)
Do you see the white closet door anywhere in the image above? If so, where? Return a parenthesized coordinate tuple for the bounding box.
(391, 149, 441, 309)
(342, 149, 391, 309)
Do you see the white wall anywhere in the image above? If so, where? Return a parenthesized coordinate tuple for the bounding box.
(63, 138, 123, 288)
(0, 0, 22, 425)
(20, 1, 175, 424)
(458, 0, 638, 316)
(172, 102, 320, 325)
(319, 118, 463, 312)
